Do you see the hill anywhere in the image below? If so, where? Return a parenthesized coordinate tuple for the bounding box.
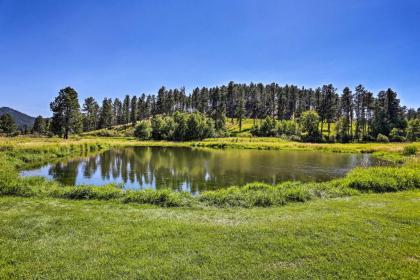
(0, 107, 35, 129)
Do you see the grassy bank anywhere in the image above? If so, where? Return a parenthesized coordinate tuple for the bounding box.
(193, 137, 420, 162)
(2, 136, 419, 162)
(0, 137, 419, 208)
(0, 191, 419, 279)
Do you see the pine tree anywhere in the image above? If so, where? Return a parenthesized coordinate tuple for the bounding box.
(236, 88, 245, 132)
(122, 95, 131, 124)
(130, 95, 138, 125)
(156, 87, 166, 115)
(340, 87, 353, 139)
(50, 87, 82, 139)
(99, 98, 113, 129)
(82, 97, 99, 131)
(0, 113, 17, 134)
(32, 115, 46, 134)
(113, 98, 123, 125)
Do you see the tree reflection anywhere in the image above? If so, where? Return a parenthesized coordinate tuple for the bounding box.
(44, 147, 377, 192)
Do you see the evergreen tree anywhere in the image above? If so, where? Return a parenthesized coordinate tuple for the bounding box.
(99, 98, 113, 129)
(113, 98, 123, 125)
(353, 85, 364, 140)
(130, 95, 138, 125)
(249, 84, 260, 125)
(50, 87, 82, 139)
(372, 89, 405, 136)
(122, 95, 131, 124)
(321, 84, 337, 138)
(0, 113, 17, 134)
(156, 87, 166, 115)
(340, 87, 353, 139)
(236, 88, 245, 132)
(226, 82, 236, 122)
(82, 97, 99, 131)
(32, 116, 46, 134)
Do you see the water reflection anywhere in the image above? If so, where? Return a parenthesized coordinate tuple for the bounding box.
(21, 147, 380, 193)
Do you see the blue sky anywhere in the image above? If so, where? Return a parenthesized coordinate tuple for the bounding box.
(0, 0, 419, 117)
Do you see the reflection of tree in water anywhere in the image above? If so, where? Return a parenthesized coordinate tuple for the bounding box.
(77, 147, 232, 192)
(46, 147, 372, 192)
(48, 160, 80, 186)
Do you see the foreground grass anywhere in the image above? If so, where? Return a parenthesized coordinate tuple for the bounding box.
(0, 192, 419, 279)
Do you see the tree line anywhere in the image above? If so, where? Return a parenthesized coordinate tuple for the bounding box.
(5, 82, 419, 142)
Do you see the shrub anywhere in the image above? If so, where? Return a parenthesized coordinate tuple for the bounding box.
(251, 117, 278, 137)
(402, 145, 417, 156)
(134, 121, 151, 140)
(289, 135, 302, 142)
(276, 120, 300, 136)
(150, 112, 216, 141)
(376, 134, 389, 143)
(389, 128, 406, 142)
(406, 119, 420, 141)
(300, 110, 321, 142)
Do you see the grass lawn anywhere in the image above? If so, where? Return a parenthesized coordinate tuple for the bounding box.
(0, 191, 419, 279)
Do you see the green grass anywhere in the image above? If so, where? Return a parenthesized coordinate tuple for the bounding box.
(0, 192, 419, 279)
(226, 118, 256, 136)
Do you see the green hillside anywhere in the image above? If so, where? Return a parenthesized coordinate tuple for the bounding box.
(0, 107, 35, 129)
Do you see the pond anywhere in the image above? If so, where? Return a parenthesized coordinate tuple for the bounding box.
(20, 146, 381, 193)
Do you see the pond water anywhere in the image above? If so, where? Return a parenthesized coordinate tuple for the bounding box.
(20, 146, 381, 193)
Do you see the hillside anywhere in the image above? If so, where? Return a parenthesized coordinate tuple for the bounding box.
(0, 107, 35, 129)
(83, 118, 338, 138)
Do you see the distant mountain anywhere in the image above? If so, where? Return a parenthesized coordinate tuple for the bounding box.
(0, 107, 36, 129)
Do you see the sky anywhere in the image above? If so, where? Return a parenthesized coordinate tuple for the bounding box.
(0, 0, 419, 117)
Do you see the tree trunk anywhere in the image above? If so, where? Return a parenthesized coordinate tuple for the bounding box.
(327, 122, 331, 138)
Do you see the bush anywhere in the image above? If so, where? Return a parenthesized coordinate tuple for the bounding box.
(406, 119, 420, 141)
(376, 134, 389, 143)
(402, 145, 417, 156)
(250, 117, 277, 137)
(134, 121, 151, 140)
(300, 110, 321, 142)
(389, 128, 406, 142)
(289, 135, 302, 142)
(150, 112, 216, 141)
(277, 120, 300, 136)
